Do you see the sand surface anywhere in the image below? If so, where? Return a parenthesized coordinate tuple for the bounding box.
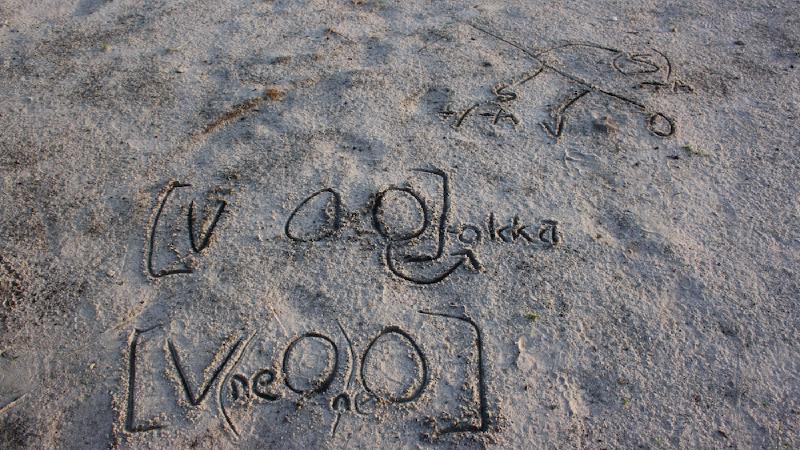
(0, 0, 799, 448)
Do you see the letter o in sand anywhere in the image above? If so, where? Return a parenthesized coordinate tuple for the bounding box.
(647, 112, 675, 137)
(285, 188, 342, 242)
(372, 187, 430, 241)
(282, 332, 339, 395)
(360, 326, 428, 403)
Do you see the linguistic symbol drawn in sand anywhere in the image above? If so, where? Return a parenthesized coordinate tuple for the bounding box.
(123, 312, 490, 440)
(124, 326, 164, 433)
(143, 168, 559, 282)
(145, 181, 227, 278)
(284, 188, 343, 243)
(286, 166, 561, 284)
(446, 23, 693, 139)
(376, 168, 482, 285)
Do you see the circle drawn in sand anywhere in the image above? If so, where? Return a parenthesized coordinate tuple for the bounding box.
(282, 333, 339, 395)
(361, 327, 428, 403)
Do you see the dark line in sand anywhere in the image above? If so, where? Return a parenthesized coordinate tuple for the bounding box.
(418, 311, 489, 434)
(219, 333, 256, 437)
(465, 22, 645, 109)
(198, 92, 271, 137)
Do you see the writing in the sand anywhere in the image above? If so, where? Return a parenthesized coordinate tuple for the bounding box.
(445, 26, 692, 139)
(146, 166, 562, 285)
(286, 167, 561, 285)
(124, 311, 490, 440)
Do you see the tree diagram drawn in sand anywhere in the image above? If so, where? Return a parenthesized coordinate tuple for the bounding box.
(440, 23, 693, 139)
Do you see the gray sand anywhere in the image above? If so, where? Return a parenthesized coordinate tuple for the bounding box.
(0, 0, 798, 448)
